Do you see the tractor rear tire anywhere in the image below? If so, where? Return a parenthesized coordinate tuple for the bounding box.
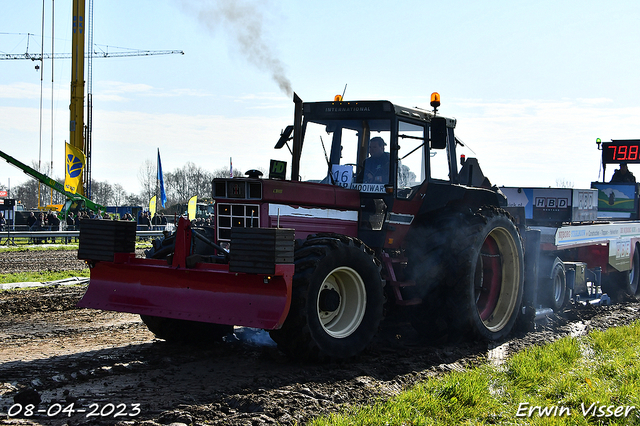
(412, 206, 524, 342)
(452, 207, 524, 341)
(141, 315, 233, 344)
(269, 234, 384, 362)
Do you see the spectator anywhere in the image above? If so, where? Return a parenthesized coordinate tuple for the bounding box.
(138, 211, 151, 230)
(27, 212, 37, 230)
(66, 213, 76, 243)
(66, 213, 75, 230)
(74, 212, 82, 229)
(33, 213, 46, 244)
(36, 213, 45, 229)
(47, 211, 60, 243)
(48, 212, 60, 230)
(159, 213, 167, 229)
(610, 163, 636, 183)
(151, 212, 161, 230)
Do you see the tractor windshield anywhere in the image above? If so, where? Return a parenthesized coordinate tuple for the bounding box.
(299, 118, 391, 192)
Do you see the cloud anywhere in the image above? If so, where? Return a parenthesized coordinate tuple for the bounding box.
(3, 95, 639, 195)
(449, 98, 640, 188)
(0, 83, 46, 100)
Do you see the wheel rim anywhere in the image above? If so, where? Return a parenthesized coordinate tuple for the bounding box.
(474, 227, 521, 331)
(316, 266, 367, 338)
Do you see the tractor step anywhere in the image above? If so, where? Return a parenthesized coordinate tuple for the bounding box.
(381, 253, 423, 306)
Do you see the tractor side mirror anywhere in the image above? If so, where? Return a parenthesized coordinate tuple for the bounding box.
(430, 117, 447, 150)
(275, 125, 294, 149)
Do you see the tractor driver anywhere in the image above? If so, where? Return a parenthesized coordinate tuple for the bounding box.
(361, 137, 390, 184)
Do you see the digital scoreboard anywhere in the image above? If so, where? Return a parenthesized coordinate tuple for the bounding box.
(602, 140, 640, 164)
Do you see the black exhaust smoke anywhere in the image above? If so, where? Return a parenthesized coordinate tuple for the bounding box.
(176, 0, 293, 96)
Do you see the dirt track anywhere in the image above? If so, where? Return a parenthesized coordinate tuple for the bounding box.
(0, 248, 639, 426)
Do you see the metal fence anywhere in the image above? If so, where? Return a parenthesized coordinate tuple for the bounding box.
(0, 229, 168, 246)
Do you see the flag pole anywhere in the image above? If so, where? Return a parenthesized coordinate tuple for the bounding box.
(155, 148, 159, 216)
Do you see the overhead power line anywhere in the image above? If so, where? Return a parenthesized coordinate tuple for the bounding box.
(0, 49, 184, 60)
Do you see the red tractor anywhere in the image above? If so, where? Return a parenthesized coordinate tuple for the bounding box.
(78, 93, 524, 361)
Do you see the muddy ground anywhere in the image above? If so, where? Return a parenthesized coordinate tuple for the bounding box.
(0, 248, 639, 426)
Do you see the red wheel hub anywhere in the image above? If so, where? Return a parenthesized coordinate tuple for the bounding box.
(476, 236, 502, 321)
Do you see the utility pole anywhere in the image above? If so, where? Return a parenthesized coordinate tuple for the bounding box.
(70, 0, 86, 196)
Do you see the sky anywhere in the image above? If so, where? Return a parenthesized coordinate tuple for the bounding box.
(1, 0, 639, 198)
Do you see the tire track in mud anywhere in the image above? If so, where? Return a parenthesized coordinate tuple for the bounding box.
(0, 249, 87, 275)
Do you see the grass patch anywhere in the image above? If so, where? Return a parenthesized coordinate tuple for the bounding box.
(0, 244, 79, 252)
(310, 321, 640, 425)
(0, 269, 89, 284)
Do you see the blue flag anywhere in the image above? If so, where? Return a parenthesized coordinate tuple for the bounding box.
(157, 149, 167, 208)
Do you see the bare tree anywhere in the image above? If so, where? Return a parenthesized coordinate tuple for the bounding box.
(165, 162, 215, 204)
(125, 193, 143, 206)
(13, 179, 40, 209)
(10, 161, 69, 208)
(213, 166, 244, 178)
(166, 168, 188, 203)
(112, 183, 128, 207)
(191, 166, 214, 199)
(138, 159, 156, 205)
(91, 180, 115, 206)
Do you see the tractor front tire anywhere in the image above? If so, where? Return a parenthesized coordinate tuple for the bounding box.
(269, 234, 384, 362)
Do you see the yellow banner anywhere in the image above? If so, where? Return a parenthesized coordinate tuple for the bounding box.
(188, 195, 197, 220)
(64, 143, 85, 194)
(149, 196, 157, 216)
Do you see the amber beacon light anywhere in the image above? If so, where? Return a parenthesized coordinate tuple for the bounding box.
(430, 92, 441, 114)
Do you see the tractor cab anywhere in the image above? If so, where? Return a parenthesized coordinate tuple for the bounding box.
(211, 93, 501, 252)
(280, 93, 452, 194)
(272, 93, 497, 249)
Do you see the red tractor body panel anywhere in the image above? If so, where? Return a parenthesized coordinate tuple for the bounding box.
(260, 179, 360, 209)
(215, 179, 361, 242)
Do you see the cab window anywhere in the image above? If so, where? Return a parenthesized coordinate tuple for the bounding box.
(397, 121, 425, 199)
